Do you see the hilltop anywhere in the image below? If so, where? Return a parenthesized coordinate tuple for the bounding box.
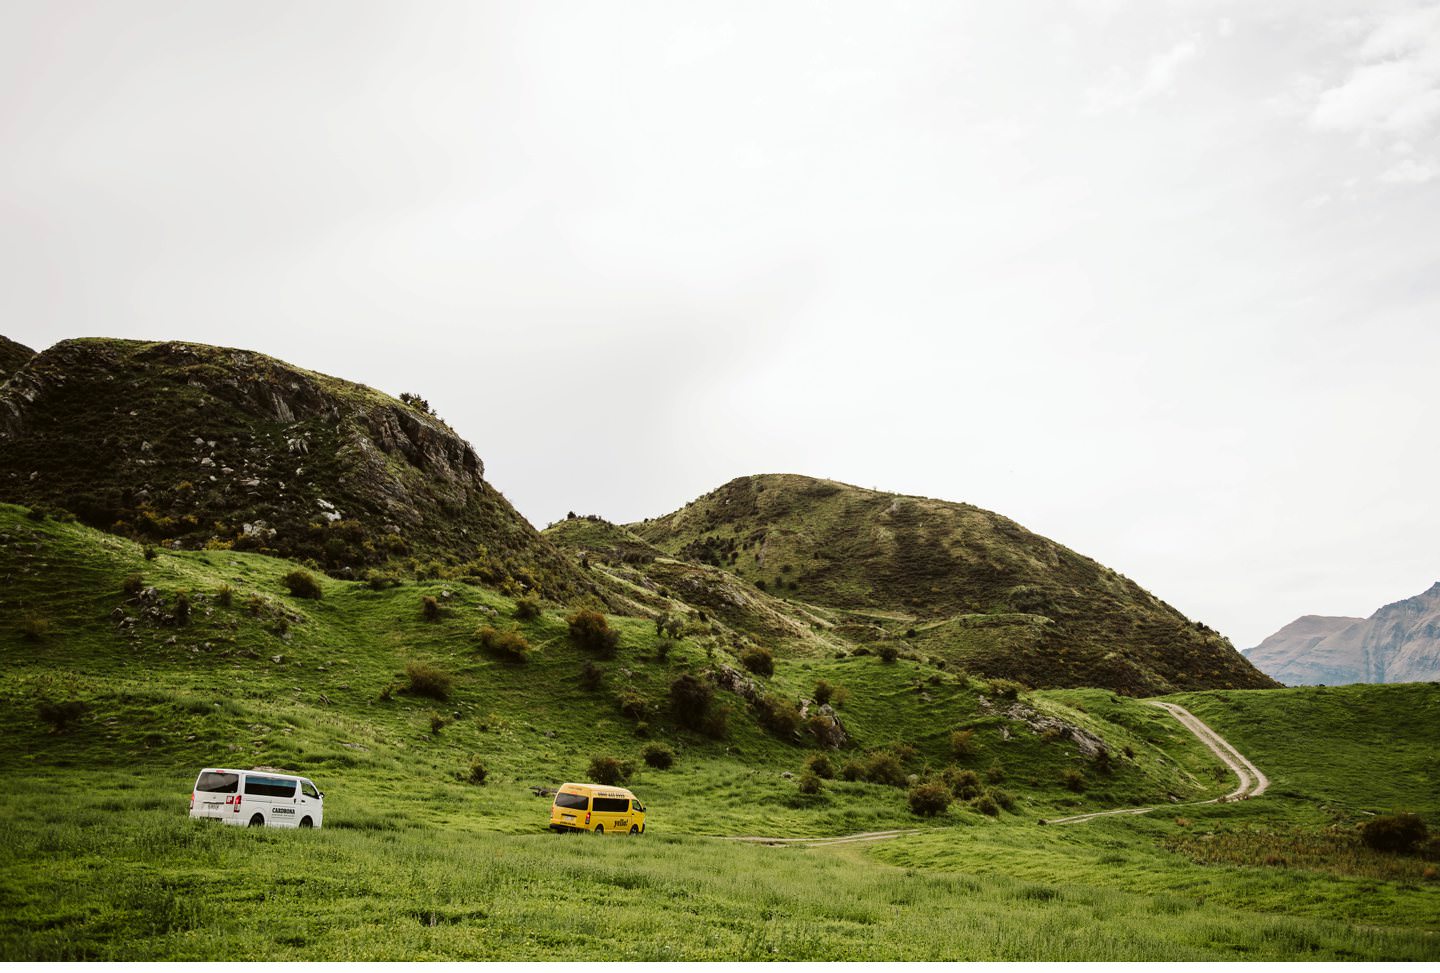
(629, 474, 1277, 695)
(0, 336, 33, 383)
(0, 337, 589, 600)
(1247, 583, 1440, 685)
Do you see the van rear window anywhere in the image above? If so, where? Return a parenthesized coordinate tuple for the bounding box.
(196, 771, 239, 794)
(245, 776, 297, 798)
(554, 792, 589, 810)
(593, 797, 629, 813)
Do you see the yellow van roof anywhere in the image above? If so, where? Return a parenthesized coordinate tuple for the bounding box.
(557, 782, 636, 798)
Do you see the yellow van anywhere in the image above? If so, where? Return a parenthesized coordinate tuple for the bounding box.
(549, 783, 647, 835)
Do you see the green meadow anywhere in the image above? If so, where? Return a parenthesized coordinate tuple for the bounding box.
(1, 506, 1436, 960)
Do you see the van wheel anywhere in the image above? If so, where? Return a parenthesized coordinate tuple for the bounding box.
(629, 825, 639, 836)
(248, 814, 264, 827)
(593, 824, 604, 835)
(299, 817, 313, 829)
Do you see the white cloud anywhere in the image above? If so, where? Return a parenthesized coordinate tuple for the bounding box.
(1085, 37, 1201, 114)
(1380, 157, 1437, 183)
(1310, 6, 1440, 139)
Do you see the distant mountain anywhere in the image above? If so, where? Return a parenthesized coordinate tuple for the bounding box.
(0, 336, 34, 383)
(1246, 584, 1440, 685)
(629, 474, 1277, 695)
(0, 337, 590, 600)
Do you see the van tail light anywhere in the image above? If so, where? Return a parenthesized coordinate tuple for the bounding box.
(190, 792, 195, 809)
(585, 812, 591, 826)
(234, 795, 243, 813)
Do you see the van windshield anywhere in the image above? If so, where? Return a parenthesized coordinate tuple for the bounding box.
(196, 771, 239, 794)
(554, 792, 589, 810)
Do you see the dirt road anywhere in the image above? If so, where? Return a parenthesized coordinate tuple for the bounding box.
(1046, 700, 1268, 825)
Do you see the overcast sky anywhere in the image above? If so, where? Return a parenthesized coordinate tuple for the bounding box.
(3, 1, 1438, 647)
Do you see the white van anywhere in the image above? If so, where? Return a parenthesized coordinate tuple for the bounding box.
(189, 768, 325, 829)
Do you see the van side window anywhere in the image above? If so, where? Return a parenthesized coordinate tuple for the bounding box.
(593, 797, 628, 813)
(196, 771, 239, 793)
(245, 776, 298, 798)
(554, 792, 589, 810)
(301, 781, 320, 799)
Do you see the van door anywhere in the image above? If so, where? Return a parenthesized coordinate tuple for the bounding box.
(244, 774, 299, 827)
(298, 779, 322, 828)
(192, 770, 241, 821)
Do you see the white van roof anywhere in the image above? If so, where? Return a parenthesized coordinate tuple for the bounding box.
(198, 767, 313, 782)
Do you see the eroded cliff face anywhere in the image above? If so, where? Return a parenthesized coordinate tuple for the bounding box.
(0, 336, 33, 384)
(0, 338, 585, 599)
(1247, 585, 1440, 685)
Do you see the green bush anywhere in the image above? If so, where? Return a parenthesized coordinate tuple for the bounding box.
(429, 711, 448, 735)
(740, 646, 775, 677)
(122, 573, 145, 597)
(864, 751, 908, 788)
(1360, 813, 1428, 853)
(37, 700, 87, 733)
(669, 673, 715, 732)
(405, 661, 453, 701)
(985, 760, 1006, 784)
(568, 609, 619, 657)
(367, 573, 402, 591)
(754, 694, 802, 737)
(1062, 768, 1086, 792)
(951, 728, 975, 759)
(617, 690, 650, 722)
(467, 758, 488, 785)
(988, 678, 1025, 700)
(813, 680, 835, 706)
(943, 767, 983, 800)
(797, 770, 824, 795)
(421, 595, 441, 621)
(215, 583, 233, 608)
(805, 753, 835, 780)
(973, 793, 1000, 817)
(174, 592, 191, 626)
(878, 645, 900, 664)
(642, 743, 675, 770)
(587, 755, 632, 786)
(282, 569, 323, 600)
(908, 781, 951, 817)
(990, 788, 1017, 812)
(478, 625, 531, 663)
(840, 760, 866, 782)
(513, 596, 542, 621)
(580, 662, 605, 691)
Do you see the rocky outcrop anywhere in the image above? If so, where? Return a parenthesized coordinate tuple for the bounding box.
(0, 338, 588, 599)
(0, 336, 33, 384)
(1246, 584, 1440, 685)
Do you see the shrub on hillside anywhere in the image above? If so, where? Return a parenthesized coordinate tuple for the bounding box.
(864, 751, 908, 788)
(1360, 813, 1428, 853)
(37, 700, 87, 733)
(951, 728, 976, 759)
(282, 569, 323, 600)
(568, 609, 619, 657)
(122, 573, 145, 597)
(754, 694, 802, 737)
(655, 612, 684, 640)
(588, 755, 632, 786)
(740, 646, 774, 677)
(988, 678, 1025, 700)
(173, 592, 192, 626)
(429, 711, 448, 735)
(805, 753, 835, 780)
(478, 625, 530, 662)
(908, 781, 951, 817)
(642, 743, 675, 770)
(367, 573, 402, 591)
(973, 793, 1001, 817)
(405, 661, 453, 701)
(466, 757, 488, 785)
(797, 770, 824, 795)
(990, 787, 1017, 812)
(813, 680, 835, 706)
(942, 767, 983, 801)
(143, 546, 158, 561)
(1061, 768, 1086, 792)
(985, 760, 1006, 784)
(215, 583, 234, 608)
(421, 595, 441, 621)
(580, 662, 605, 691)
(669, 673, 715, 732)
(617, 690, 650, 722)
(878, 645, 900, 664)
(840, 760, 866, 782)
(513, 596, 542, 621)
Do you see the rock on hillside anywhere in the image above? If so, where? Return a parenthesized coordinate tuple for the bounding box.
(1246, 584, 1440, 685)
(0, 338, 588, 598)
(0, 336, 35, 383)
(631, 474, 1277, 695)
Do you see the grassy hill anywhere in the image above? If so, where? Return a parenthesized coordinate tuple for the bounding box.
(1, 505, 1436, 960)
(629, 474, 1276, 695)
(0, 338, 589, 600)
